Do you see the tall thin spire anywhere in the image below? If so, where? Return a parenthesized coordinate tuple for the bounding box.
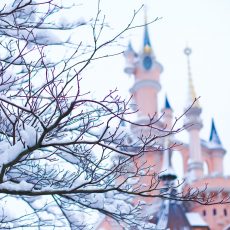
(143, 7, 152, 54)
(184, 47, 200, 108)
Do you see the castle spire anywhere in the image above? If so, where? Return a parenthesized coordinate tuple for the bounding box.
(125, 6, 163, 118)
(143, 9, 152, 54)
(209, 118, 222, 145)
(184, 47, 203, 181)
(184, 47, 200, 108)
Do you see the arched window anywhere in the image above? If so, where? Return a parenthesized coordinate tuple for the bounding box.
(224, 209, 227, 216)
(213, 208, 217, 216)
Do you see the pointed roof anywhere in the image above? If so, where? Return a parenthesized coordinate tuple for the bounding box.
(127, 41, 134, 52)
(151, 197, 209, 229)
(143, 27, 152, 54)
(144, 24, 151, 48)
(124, 41, 136, 58)
(209, 118, 222, 145)
(154, 202, 192, 229)
(165, 95, 172, 110)
(143, 11, 152, 54)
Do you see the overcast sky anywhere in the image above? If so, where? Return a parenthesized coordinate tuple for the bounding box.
(75, 0, 230, 174)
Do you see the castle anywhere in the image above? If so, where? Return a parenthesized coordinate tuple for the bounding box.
(97, 18, 230, 230)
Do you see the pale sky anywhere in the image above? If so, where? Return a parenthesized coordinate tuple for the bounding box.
(72, 0, 230, 174)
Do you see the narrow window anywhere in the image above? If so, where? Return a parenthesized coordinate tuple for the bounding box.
(213, 209, 217, 216)
(203, 210, 206, 216)
(224, 209, 227, 216)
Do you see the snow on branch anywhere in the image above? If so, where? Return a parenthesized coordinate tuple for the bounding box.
(0, 0, 227, 229)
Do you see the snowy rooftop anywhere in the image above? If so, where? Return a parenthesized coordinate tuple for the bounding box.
(185, 212, 208, 227)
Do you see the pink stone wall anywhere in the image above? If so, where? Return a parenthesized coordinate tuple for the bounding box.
(186, 177, 230, 229)
(133, 87, 158, 117)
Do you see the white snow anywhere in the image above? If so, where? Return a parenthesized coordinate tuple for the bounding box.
(0, 65, 15, 92)
(32, 197, 49, 209)
(0, 180, 34, 191)
(57, 15, 86, 28)
(0, 195, 38, 229)
(0, 95, 31, 112)
(19, 124, 37, 147)
(0, 141, 25, 165)
(185, 212, 208, 226)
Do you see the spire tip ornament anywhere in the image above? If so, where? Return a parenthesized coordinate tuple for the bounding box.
(184, 46, 200, 108)
(184, 47, 192, 56)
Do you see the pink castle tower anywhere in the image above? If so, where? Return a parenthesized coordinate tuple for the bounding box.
(184, 47, 204, 181)
(182, 48, 230, 230)
(124, 19, 163, 119)
(97, 18, 230, 230)
(123, 21, 165, 177)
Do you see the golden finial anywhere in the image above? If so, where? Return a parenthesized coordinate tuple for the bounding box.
(184, 47, 200, 108)
(143, 45, 152, 54)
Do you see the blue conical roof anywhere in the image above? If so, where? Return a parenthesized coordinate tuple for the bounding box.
(209, 118, 222, 145)
(144, 24, 151, 48)
(165, 96, 172, 110)
(127, 41, 134, 52)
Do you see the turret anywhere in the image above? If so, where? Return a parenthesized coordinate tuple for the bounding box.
(208, 119, 226, 175)
(124, 42, 136, 75)
(183, 47, 203, 181)
(125, 17, 163, 119)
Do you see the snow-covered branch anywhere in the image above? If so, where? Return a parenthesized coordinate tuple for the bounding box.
(0, 1, 227, 229)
